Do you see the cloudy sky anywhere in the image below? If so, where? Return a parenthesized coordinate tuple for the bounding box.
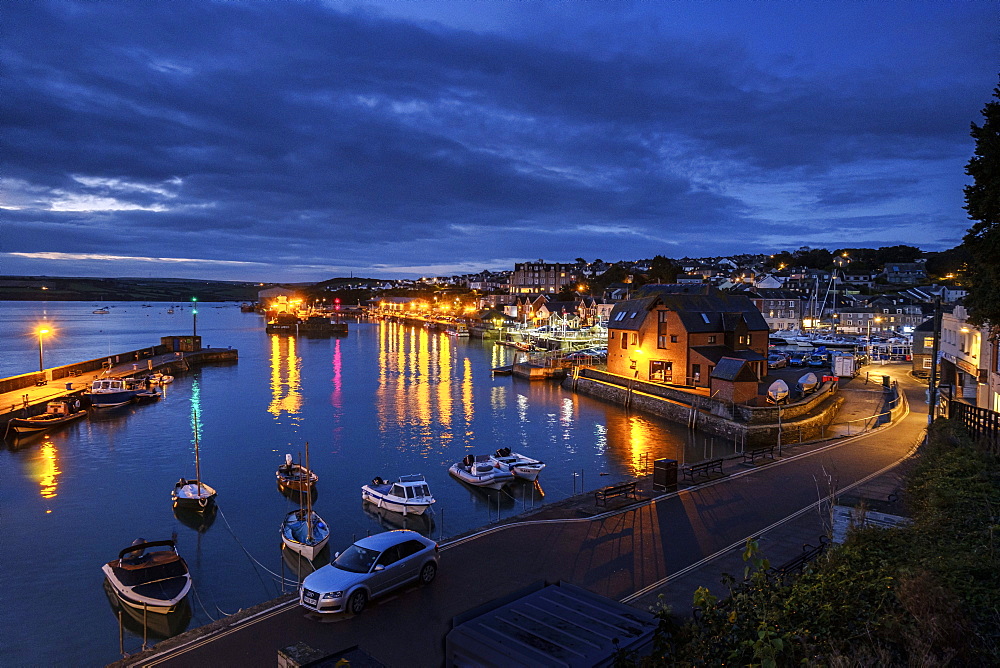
(2, 1, 996, 281)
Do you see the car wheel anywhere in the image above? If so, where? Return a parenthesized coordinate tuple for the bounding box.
(419, 561, 437, 585)
(348, 589, 367, 615)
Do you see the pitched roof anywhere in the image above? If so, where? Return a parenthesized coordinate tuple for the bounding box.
(712, 357, 760, 382)
(607, 296, 660, 331)
(692, 345, 768, 364)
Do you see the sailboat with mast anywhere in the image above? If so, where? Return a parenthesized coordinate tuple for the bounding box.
(280, 442, 330, 560)
(171, 411, 217, 511)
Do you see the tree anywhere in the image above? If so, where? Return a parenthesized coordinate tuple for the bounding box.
(963, 78, 1000, 327)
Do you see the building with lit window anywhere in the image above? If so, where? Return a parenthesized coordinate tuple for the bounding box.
(606, 292, 769, 387)
(509, 260, 583, 294)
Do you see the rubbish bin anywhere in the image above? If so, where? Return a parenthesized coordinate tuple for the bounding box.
(882, 375, 890, 388)
(653, 458, 677, 492)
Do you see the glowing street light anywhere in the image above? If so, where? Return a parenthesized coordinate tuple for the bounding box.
(866, 315, 883, 360)
(37, 326, 51, 373)
(191, 297, 198, 337)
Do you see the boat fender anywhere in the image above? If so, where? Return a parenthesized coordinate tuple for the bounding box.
(199, 496, 208, 507)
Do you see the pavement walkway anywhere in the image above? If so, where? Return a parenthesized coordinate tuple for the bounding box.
(114, 362, 928, 668)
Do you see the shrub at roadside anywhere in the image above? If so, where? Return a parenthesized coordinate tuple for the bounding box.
(622, 419, 1000, 666)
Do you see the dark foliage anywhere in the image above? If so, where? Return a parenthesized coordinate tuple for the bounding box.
(963, 77, 1000, 327)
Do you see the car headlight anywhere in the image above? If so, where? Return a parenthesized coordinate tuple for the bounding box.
(322, 591, 343, 600)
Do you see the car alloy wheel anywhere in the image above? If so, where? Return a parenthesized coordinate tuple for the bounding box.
(348, 590, 367, 615)
(419, 562, 437, 585)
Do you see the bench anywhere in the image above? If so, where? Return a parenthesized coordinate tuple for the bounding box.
(741, 445, 776, 465)
(681, 458, 724, 483)
(594, 480, 638, 506)
(769, 536, 830, 579)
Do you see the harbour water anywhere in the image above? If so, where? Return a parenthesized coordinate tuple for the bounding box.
(0, 302, 737, 665)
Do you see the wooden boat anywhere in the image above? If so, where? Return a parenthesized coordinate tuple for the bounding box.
(5, 399, 86, 436)
(280, 444, 329, 560)
(101, 539, 191, 614)
(277, 452, 318, 493)
(361, 474, 435, 515)
(171, 415, 216, 511)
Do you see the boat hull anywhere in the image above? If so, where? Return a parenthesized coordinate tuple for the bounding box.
(87, 390, 138, 408)
(281, 510, 330, 561)
(171, 480, 217, 511)
(448, 463, 513, 490)
(7, 410, 87, 435)
(361, 486, 433, 515)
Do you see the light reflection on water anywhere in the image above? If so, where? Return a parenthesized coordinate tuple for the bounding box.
(0, 302, 738, 664)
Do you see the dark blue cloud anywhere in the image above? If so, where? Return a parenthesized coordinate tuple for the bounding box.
(1, 0, 995, 280)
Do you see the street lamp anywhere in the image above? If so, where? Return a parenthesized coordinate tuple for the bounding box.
(37, 327, 51, 373)
(866, 316, 883, 361)
(191, 297, 198, 337)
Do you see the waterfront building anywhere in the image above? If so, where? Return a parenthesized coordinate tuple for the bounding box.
(606, 290, 769, 387)
(743, 288, 804, 332)
(509, 260, 583, 295)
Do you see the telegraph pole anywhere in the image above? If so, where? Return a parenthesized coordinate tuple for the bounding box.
(927, 296, 942, 430)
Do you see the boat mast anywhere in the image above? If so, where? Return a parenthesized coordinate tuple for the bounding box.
(194, 418, 203, 497)
(304, 442, 313, 542)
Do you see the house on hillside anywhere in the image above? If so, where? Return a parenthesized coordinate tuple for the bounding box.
(606, 292, 769, 387)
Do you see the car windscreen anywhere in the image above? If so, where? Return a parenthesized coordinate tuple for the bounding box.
(333, 544, 380, 573)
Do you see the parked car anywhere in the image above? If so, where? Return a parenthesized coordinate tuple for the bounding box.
(767, 353, 788, 369)
(807, 353, 830, 368)
(299, 530, 439, 615)
(788, 352, 810, 366)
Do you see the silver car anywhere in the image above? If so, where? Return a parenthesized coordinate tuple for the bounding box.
(299, 530, 439, 615)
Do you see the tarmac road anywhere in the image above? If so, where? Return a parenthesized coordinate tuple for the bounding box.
(124, 363, 927, 668)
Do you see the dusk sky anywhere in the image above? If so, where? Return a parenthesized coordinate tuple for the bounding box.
(2, 1, 997, 282)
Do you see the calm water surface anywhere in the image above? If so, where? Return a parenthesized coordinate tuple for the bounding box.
(0, 302, 735, 665)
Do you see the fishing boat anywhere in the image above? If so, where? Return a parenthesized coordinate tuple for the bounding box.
(92, 307, 110, 314)
(171, 416, 217, 511)
(5, 399, 86, 436)
(277, 453, 318, 493)
(85, 377, 140, 408)
(488, 448, 546, 482)
(101, 539, 192, 614)
(448, 454, 515, 490)
(445, 325, 470, 337)
(361, 474, 435, 515)
(280, 445, 330, 560)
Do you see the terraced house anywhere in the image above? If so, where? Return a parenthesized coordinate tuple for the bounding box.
(606, 290, 770, 387)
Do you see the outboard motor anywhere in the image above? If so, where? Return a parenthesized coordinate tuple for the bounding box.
(462, 454, 474, 467)
(284, 453, 293, 469)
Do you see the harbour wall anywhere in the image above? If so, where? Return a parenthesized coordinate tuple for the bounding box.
(564, 369, 844, 449)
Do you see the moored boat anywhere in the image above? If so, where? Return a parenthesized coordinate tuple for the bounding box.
(489, 448, 546, 482)
(277, 453, 318, 493)
(448, 454, 514, 490)
(101, 539, 192, 614)
(171, 413, 216, 512)
(85, 377, 140, 408)
(361, 474, 435, 516)
(281, 508, 331, 561)
(5, 399, 86, 436)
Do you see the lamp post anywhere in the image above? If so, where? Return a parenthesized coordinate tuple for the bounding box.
(866, 315, 883, 361)
(191, 297, 198, 337)
(37, 327, 50, 373)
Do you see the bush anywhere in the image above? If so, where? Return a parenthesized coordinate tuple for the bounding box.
(626, 418, 1000, 666)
